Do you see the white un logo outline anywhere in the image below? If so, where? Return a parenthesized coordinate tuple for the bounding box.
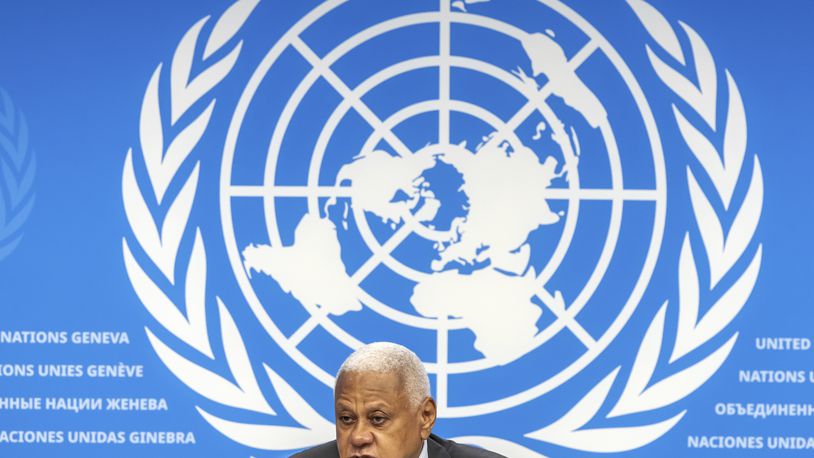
(123, 0, 762, 453)
(220, 0, 665, 417)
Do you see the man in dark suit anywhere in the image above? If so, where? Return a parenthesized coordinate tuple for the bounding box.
(292, 342, 505, 458)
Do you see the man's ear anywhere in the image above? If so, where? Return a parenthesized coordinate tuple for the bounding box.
(418, 397, 437, 440)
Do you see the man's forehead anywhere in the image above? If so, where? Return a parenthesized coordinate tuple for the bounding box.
(336, 369, 403, 389)
(335, 370, 407, 400)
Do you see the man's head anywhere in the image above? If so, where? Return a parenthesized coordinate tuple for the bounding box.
(334, 342, 436, 458)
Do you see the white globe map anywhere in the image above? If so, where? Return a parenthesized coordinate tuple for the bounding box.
(215, 0, 670, 420)
(242, 30, 606, 363)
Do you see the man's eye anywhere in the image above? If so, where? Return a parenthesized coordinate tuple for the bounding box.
(370, 415, 387, 426)
(339, 415, 355, 425)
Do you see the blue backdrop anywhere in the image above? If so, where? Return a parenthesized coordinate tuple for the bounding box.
(0, 1, 812, 457)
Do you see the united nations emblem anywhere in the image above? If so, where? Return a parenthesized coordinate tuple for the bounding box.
(122, 0, 763, 455)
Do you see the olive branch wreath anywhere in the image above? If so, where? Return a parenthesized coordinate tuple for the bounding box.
(0, 87, 36, 263)
(121, 0, 762, 455)
(121, 0, 333, 450)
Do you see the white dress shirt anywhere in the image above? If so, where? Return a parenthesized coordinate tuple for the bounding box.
(419, 439, 429, 458)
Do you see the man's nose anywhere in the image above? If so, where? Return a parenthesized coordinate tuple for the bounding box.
(350, 424, 374, 448)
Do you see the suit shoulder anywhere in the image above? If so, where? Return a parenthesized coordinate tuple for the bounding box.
(289, 440, 339, 458)
(430, 434, 507, 458)
(448, 444, 507, 458)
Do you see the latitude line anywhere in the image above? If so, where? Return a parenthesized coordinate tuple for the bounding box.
(229, 185, 658, 201)
(229, 185, 354, 198)
(542, 188, 659, 201)
(291, 36, 415, 158)
(536, 288, 596, 349)
(350, 222, 414, 284)
(439, 0, 451, 146)
(288, 314, 321, 346)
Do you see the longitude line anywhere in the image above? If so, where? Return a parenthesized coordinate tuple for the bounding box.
(351, 222, 414, 284)
(536, 289, 596, 348)
(290, 36, 414, 157)
(487, 39, 600, 149)
(439, 0, 451, 146)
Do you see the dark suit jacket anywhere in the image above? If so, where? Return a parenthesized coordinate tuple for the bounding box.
(290, 433, 506, 458)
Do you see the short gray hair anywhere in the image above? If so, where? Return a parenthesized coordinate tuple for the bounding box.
(337, 342, 431, 406)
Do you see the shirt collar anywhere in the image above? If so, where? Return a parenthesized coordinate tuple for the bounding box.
(419, 439, 428, 458)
